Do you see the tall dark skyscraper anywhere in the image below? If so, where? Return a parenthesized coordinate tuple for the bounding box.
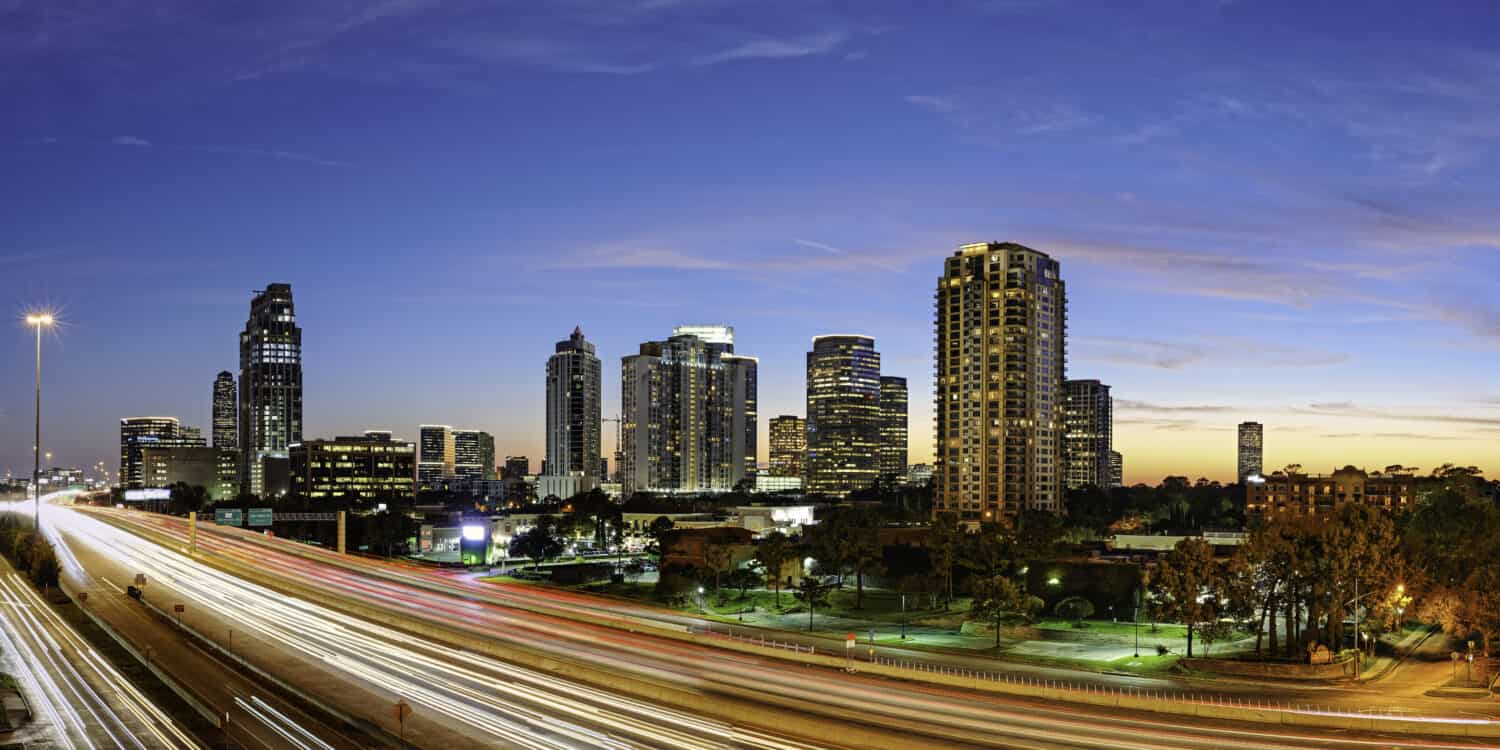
(239, 283, 303, 497)
(212, 371, 236, 449)
(878, 376, 909, 482)
(935, 242, 1067, 523)
(544, 327, 602, 491)
(805, 335, 882, 495)
(1063, 379, 1112, 489)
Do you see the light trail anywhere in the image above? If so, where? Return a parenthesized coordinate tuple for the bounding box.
(0, 569, 198, 749)
(43, 503, 835, 750)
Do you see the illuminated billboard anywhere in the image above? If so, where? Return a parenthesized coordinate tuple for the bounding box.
(123, 488, 171, 502)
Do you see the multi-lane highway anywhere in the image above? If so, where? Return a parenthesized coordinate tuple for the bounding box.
(0, 554, 198, 750)
(45, 500, 1500, 750)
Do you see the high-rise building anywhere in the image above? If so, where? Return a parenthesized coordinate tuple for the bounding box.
(934, 242, 1067, 523)
(452, 429, 494, 481)
(544, 327, 602, 492)
(418, 425, 454, 489)
(502, 456, 530, 480)
(620, 327, 757, 495)
(120, 417, 183, 489)
(768, 416, 806, 478)
(879, 376, 909, 482)
(1109, 450, 1124, 488)
(290, 433, 416, 503)
(1238, 421, 1264, 481)
(239, 283, 303, 497)
(1063, 379, 1113, 490)
(212, 371, 236, 449)
(805, 335, 882, 495)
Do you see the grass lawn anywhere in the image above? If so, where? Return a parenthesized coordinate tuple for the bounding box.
(1034, 618, 1190, 640)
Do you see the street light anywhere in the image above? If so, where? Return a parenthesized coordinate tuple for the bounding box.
(25, 311, 54, 531)
(1347, 582, 1404, 683)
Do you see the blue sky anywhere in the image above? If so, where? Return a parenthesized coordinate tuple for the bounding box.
(3, 0, 1498, 484)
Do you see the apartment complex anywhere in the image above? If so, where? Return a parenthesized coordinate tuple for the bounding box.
(934, 242, 1067, 522)
(1245, 466, 1424, 517)
(1062, 379, 1112, 489)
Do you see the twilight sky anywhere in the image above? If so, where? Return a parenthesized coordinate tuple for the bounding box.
(3, 0, 1498, 485)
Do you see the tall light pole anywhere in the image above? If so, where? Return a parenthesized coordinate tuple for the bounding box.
(26, 312, 54, 530)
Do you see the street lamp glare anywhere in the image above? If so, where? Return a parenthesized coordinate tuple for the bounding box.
(25, 312, 55, 326)
(1395, 584, 1405, 594)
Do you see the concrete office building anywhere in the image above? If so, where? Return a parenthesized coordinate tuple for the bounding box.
(620, 326, 757, 495)
(140, 445, 238, 502)
(934, 242, 1067, 523)
(768, 416, 806, 479)
(239, 283, 303, 497)
(453, 429, 495, 481)
(1063, 379, 1113, 490)
(543, 327, 602, 495)
(290, 432, 416, 503)
(1238, 421, 1264, 481)
(418, 425, 455, 489)
(212, 371, 236, 449)
(879, 376, 909, 482)
(805, 335, 882, 495)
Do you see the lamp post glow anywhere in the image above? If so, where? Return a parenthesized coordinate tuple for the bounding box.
(26, 312, 53, 530)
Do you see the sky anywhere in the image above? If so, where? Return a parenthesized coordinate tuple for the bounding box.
(2, 0, 1498, 486)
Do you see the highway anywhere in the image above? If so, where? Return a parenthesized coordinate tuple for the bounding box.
(0, 554, 198, 750)
(55, 502, 1500, 750)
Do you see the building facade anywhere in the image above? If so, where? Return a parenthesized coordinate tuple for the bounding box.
(239, 283, 303, 497)
(289, 432, 416, 503)
(120, 417, 197, 489)
(1109, 450, 1124, 488)
(768, 415, 806, 478)
(418, 425, 454, 489)
(140, 445, 238, 501)
(1246, 466, 1424, 517)
(452, 429, 494, 481)
(544, 327, 602, 491)
(934, 242, 1067, 523)
(620, 327, 757, 495)
(212, 371, 236, 449)
(879, 376, 909, 482)
(805, 335, 882, 495)
(1063, 379, 1113, 490)
(1238, 421, 1264, 481)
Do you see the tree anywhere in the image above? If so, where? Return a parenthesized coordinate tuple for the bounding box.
(756, 531, 792, 608)
(794, 576, 832, 630)
(959, 522, 1013, 579)
(1151, 537, 1220, 657)
(167, 482, 208, 515)
(509, 517, 564, 570)
(622, 559, 646, 584)
(1055, 595, 1095, 626)
(726, 567, 763, 601)
(703, 543, 733, 603)
(1197, 620, 1233, 657)
(29, 539, 59, 589)
(841, 525, 885, 609)
(929, 512, 962, 607)
(646, 516, 676, 557)
(969, 575, 1042, 648)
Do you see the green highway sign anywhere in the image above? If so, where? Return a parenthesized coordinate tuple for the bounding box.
(247, 508, 274, 527)
(214, 509, 243, 527)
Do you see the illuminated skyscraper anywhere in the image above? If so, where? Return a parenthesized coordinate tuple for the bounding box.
(212, 371, 236, 449)
(1109, 450, 1124, 488)
(805, 335, 882, 495)
(934, 242, 1066, 522)
(452, 429, 494, 481)
(544, 327, 602, 495)
(418, 425, 454, 489)
(239, 283, 303, 497)
(1238, 421, 1264, 481)
(768, 416, 806, 478)
(620, 327, 756, 494)
(879, 376, 909, 482)
(1063, 379, 1112, 489)
(120, 417, 182, 489)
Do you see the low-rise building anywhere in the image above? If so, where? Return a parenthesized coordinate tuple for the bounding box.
(1245, 465, 1424, 517)
(289, 432, 416, 504)
(140, 446, 239, 501)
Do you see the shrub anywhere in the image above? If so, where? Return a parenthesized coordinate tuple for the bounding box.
(1055, 595, 1095, 624)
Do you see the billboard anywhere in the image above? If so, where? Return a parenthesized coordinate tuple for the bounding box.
(123, 488, 171, 502)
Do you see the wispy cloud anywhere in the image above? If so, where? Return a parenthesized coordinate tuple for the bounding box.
(104, 135, 348, 167)
(691, 29, 848, 67)
(904, 84, 1090, 141)
(1296, 402, 1500, 428)
(1073, 334, 1349, 371)
(793, 238, 847, 255)
(443, 37, 660, 75)
(113, 135, 152, 147)
(1116, 399, 1235, 414)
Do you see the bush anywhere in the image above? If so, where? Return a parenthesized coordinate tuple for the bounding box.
(1055, 595, 1095, 624)
(1155, 644, 1170, 656)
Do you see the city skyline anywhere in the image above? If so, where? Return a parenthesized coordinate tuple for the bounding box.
(4, 2, 1499, 485)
